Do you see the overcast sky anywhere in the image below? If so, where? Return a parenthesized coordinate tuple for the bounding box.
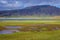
(0, 0, 60, 10)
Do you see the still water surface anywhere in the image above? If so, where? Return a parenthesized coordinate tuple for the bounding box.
(0, 26, 21, 34)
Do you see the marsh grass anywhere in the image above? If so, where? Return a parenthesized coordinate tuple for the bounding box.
(0, 21, 60, 40)
(0, 30, 60, 40)
(0, 26, 6, 31)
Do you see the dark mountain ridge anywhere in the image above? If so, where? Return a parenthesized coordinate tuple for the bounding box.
(0, 5, 60, 17)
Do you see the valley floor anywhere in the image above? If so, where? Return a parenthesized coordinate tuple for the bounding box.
(0, 19, 60, 40)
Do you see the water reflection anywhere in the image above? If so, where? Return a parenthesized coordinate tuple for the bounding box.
(0, 26, 21, 34)
(0, 24, 60, 34)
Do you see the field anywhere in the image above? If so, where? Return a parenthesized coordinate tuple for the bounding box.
(0, 19, 60, 40)
(0, 19, 60, 26)
(0, 30, 60, 40)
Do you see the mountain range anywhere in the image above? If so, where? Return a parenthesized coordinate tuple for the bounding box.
(0, 5, 60, 17)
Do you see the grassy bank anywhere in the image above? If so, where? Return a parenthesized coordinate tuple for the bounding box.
(0, 30, 60, 40)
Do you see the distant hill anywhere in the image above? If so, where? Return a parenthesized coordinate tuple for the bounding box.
(0, 5, 60, 17)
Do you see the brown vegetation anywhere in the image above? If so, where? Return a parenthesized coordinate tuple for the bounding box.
(0, 26, 6, 31)
(18, 24, 60, 32)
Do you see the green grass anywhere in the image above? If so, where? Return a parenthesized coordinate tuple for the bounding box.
(0, 30, 60, 40)
(0, 20, 60, 40)
(0, 20, 60, 26)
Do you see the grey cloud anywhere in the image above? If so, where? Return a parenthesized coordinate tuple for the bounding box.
(0, 0, 60, 10)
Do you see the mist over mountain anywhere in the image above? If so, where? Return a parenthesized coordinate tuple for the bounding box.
(0, 5, 60, 17)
